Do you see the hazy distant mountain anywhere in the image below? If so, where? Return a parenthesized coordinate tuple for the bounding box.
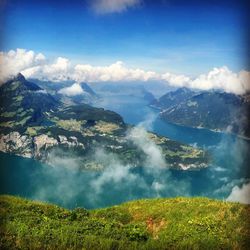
(91, 83, 156, 103)
(0, 74, 208, 170)
(30, 79, 98, 105)
(156, 88, 250, 137)
(150, 87, 196, 110)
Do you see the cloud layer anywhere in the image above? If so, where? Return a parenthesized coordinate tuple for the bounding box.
(127, 126, 166, 169)
(90, 0, 142, 14)
(58, 83, 84, 96)
(1, 48, 249, 95)
(227, 182, 250, 204)
(31, 121, 191, 208)
(0, 49, 46, 81)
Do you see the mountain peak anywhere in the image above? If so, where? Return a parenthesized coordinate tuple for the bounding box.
(176, 87, 192, 93)
(2, 72, 42, 92)
(13, 73, 26, 82)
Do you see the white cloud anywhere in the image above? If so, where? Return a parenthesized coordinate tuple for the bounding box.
(22, 56, 71, 82)
(58, 83, 84, 96)
(127, 126, 166, 169)
(90, 0, 141, 14)
(162, 72, 190, 87)
(20, 56, 158, 83)
(190, 67, 250, 95)
(162, 66, 250, 95)
(0, 48, 46, 82)
(29, 116, 192, 207)
(238, 70, 250, 93)
(74, 61, 158, 82)
(226, 182, 250, 204)
(1, 48, 250, 95)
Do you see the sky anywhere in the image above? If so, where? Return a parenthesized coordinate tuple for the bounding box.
(1, 0, 249, 74)
(0, 0, 249, 94)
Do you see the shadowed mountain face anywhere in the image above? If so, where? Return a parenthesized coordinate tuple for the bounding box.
(0, 74, 208, 170)
(153, 88, 250, 138)
(150, 87, 196, 110)
(0, 73, 59, 130)
(80, 82, 97, 96)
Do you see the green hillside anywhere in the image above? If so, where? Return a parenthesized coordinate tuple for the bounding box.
(159, 91, 249, 137)
(0, 195, 249, 250)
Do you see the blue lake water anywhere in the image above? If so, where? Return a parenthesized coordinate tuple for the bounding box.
(0, 95, 249, 209)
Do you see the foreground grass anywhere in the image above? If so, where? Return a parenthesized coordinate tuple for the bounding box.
(0, 195, 249, 249)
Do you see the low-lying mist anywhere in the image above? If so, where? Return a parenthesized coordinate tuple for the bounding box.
(1, 109, 249, 209)
(30, 124, 192, 208)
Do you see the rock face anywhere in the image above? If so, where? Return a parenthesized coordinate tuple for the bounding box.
(0, 132, 33, 158)
(58, 135, 84, 148)
(0, 131, 85, 159)
(33, 134, 58, 157)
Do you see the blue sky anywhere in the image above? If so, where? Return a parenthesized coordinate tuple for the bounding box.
(1, 0, 249, 75)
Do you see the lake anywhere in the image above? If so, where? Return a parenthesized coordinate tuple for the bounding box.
(0, 94, 249, 209)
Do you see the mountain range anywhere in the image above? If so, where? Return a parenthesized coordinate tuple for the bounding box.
(91, 83, 156, 103)
(151, 88, 250, 138)
(0, 74, 208, 170)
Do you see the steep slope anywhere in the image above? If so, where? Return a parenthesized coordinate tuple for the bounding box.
(150, 87, 196, 110)
(0, 195, 249, 250)
(160, 91, 249, 137)
(0, 74, 208, 170)
(0, 73, 59, 131)
(80, 82, 97, 96)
